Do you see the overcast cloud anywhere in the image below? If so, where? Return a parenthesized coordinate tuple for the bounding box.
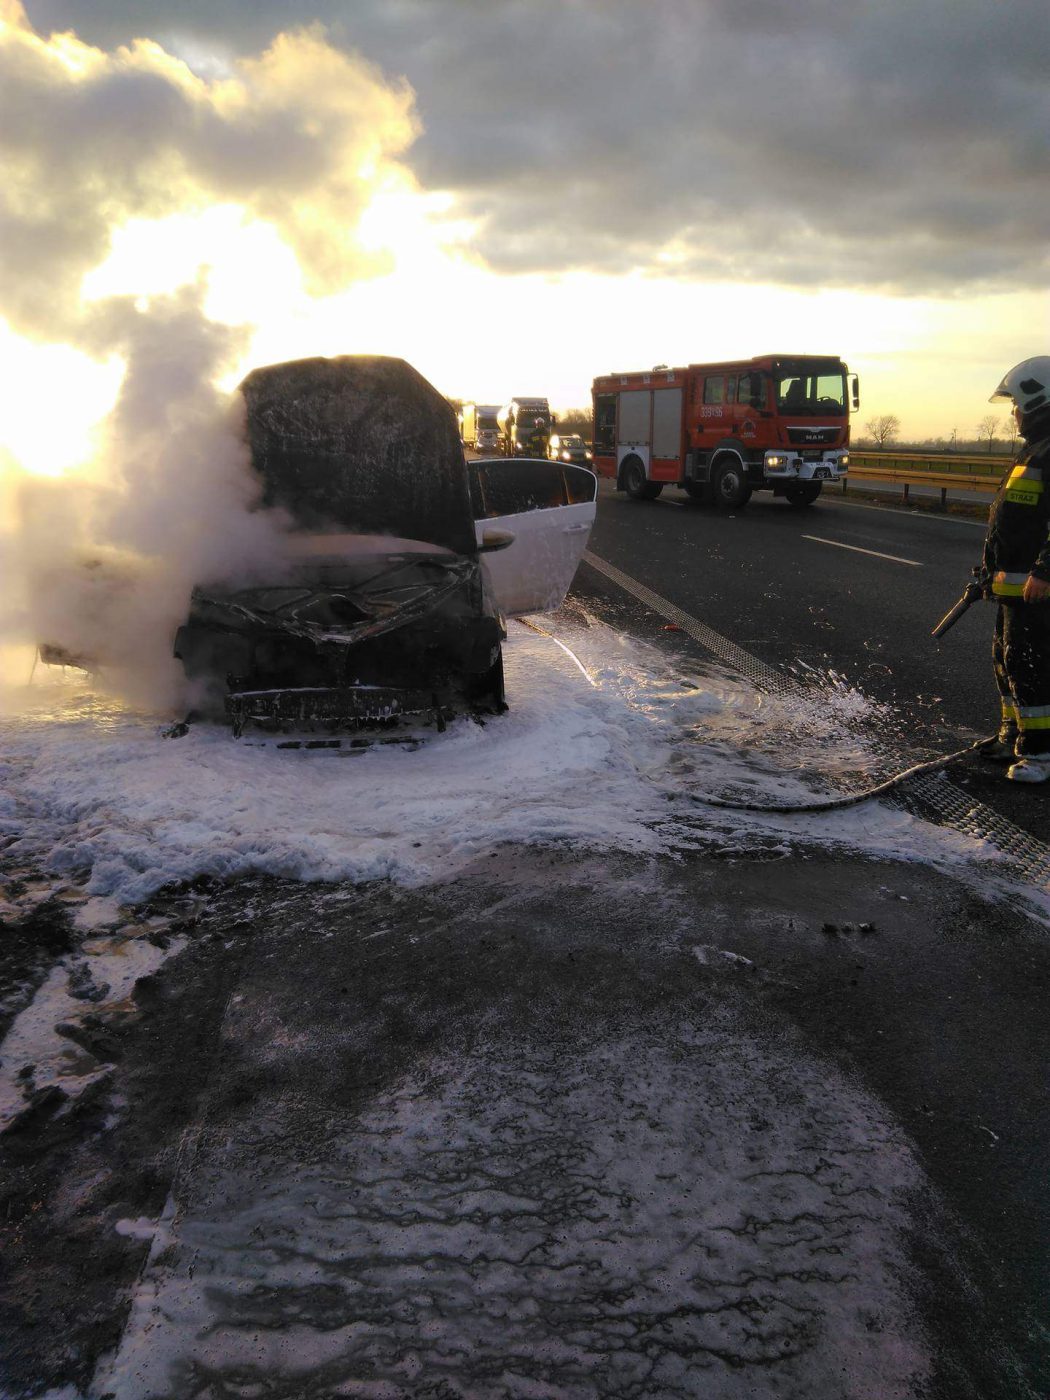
(22, 0, 1050, 296)
(2, 0, 418, 341)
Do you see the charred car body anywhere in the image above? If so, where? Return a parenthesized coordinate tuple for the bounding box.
(173, 356, 597, 735)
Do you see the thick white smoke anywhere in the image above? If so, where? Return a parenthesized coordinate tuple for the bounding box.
(0, 0, 423, 707)
(3, 286, 298, 705)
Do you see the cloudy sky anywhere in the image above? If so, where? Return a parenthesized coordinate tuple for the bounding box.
(3, 0, 1048, 462)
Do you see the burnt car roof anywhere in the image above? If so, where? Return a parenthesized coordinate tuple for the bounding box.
(239, 355, 477, 558)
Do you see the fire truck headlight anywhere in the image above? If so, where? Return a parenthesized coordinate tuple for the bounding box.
(839, 453, 850, 468)
(585, 451, 593, 459)
(766, 454, 785, 468)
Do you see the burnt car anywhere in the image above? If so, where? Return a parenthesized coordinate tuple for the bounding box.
(174, 356, 597, 735)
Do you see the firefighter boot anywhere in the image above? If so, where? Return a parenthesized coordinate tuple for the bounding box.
(976, 734, 1017, 763)
(1006, 755, 1050, 784)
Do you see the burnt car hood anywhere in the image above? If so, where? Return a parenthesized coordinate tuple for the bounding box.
(240, 356, 477, 558)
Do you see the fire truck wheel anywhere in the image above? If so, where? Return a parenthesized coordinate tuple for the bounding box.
(712, 458, 752, 510)
(622, 456, 663, 501)
(784, 482, 823, 507)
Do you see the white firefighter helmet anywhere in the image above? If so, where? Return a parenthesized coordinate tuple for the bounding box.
(989, 356, 1050, 413)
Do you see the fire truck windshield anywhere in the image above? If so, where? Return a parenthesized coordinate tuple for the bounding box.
(775, 370, 846, 416)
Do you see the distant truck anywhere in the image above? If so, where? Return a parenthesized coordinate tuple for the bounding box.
(459, 402, 501, 452)
(591, 355, 860, 507)
(498, 397, 554, 458)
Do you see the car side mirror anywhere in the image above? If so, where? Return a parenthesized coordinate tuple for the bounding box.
(478, 528, 515, 553)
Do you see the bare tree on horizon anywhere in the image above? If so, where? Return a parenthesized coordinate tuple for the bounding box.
(975, 414, 1004, 453)
(865, 414, 901, 449)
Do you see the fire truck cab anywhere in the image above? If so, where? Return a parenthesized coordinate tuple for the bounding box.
(591, 355, 859, 508)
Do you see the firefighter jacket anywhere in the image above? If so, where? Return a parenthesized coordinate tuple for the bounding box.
(981, 431, 1050, 600)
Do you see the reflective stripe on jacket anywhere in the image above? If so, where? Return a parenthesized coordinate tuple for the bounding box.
(1017, 704, 1050, 731)
(982, 435, 1050, 597)
(991, 570, 1028, 598)
(1003, 698, 1050, 730)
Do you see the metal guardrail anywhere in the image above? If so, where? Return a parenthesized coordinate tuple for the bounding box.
(844, 451, 1008, 506)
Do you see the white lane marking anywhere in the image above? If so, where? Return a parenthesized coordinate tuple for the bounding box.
(802, 535, 923, 567)
(515, 618, 598, 687)
(582, 551, 784, 686)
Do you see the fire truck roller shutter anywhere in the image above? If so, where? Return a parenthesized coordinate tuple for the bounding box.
(651, 387, 683, 459)
(617, 390, 651, 448)
(617, 389, 661, 499)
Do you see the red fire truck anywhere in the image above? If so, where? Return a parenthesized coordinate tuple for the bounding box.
(591, 354, 860, 508)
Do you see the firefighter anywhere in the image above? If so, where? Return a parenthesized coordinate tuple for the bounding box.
(527, 417, 548, 456)
(980, 356, 1050, 783)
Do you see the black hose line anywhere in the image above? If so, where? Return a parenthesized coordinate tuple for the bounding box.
(518, 617, 996, 817)
(688, 738, 993, 814)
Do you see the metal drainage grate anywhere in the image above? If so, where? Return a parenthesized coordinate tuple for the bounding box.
(900, 772, 1050, 887)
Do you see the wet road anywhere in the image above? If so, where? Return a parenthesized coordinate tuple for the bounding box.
(585, 480, 1049, 841)
(3, 485, 1050, 1400)
(588, 481, 995, 742)
(63, 855, 1050, 1400)
(472, 446, 998, 737)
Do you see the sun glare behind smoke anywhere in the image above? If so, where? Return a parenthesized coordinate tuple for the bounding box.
(0, 329, 123, 478)
(0, 0, 431, 708)
(80, 209, 305, 327)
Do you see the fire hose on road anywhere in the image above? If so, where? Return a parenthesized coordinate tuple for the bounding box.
(549, 557, 1050, 890)
(697, 570, 992, 813)
(520, 599, 994, 814)
(684, 738, 992, 814)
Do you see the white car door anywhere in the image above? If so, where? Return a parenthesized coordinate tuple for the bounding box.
(470, 458, 597, 616)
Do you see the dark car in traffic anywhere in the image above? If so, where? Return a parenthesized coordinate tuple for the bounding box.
(547, 433, 593, 466)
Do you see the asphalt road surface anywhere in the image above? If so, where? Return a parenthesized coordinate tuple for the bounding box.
(4, 852, 1049, 1400)
(584, 479, 1048, 842)
(2, 480, 1050, 1400)
(588, 481, 994, 737)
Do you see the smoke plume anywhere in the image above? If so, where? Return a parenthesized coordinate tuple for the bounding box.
(0, 0, 422, 706)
